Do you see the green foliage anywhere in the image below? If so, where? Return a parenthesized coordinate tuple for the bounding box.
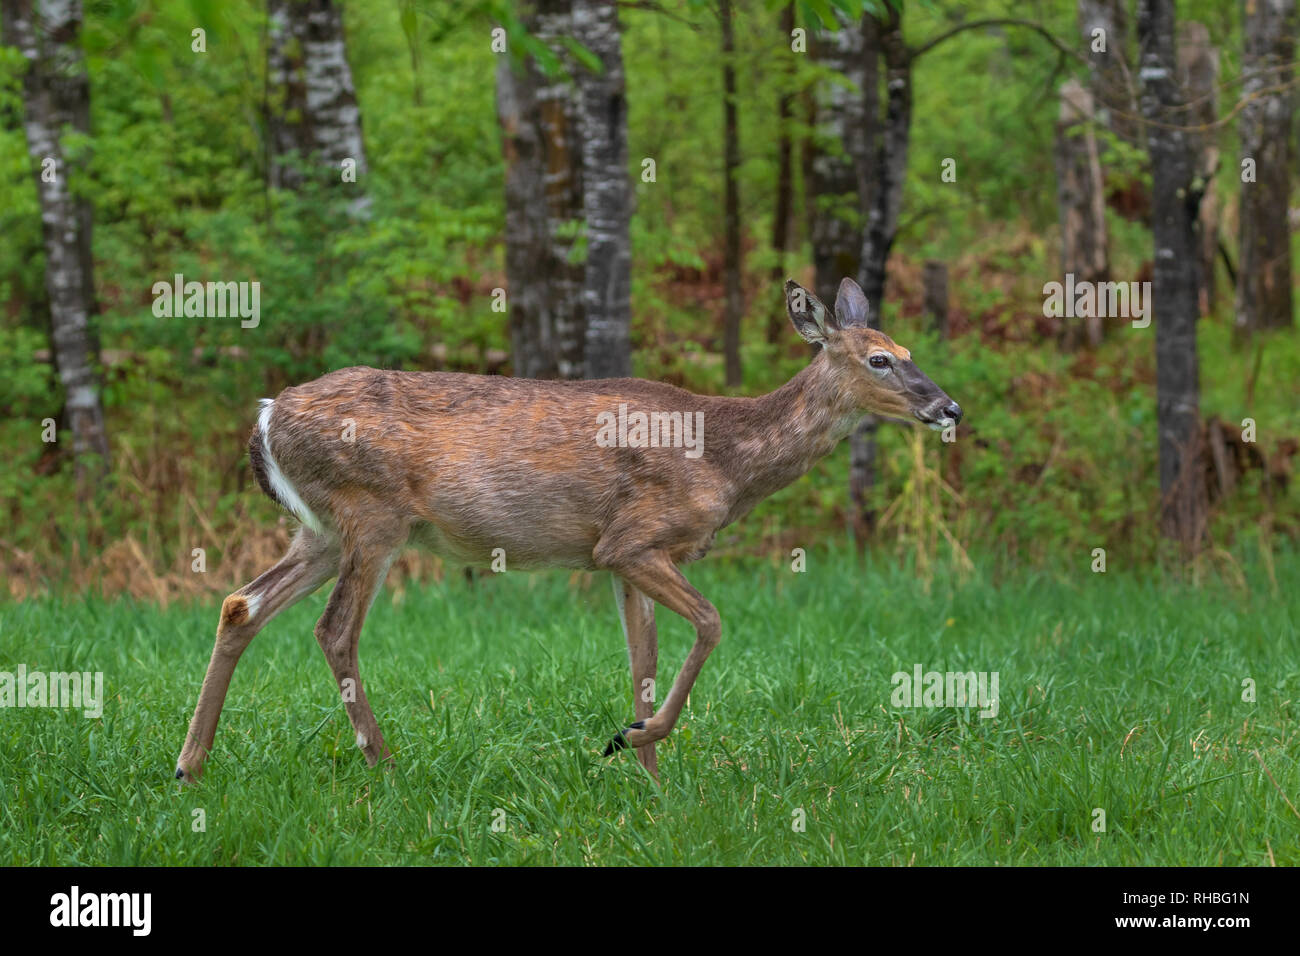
(0, 0, 1296, 872)
(1, 0, 1297, 590)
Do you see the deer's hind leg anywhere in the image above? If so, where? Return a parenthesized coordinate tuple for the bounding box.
(312, 521, 408, 768)
(610, 576, 659, 778)
(177, 526, 340, 782)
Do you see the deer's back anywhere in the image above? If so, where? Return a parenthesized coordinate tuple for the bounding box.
(260, 367, 733, 568)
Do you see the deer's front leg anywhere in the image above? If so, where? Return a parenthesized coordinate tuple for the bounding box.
(612, 576, 659, 778)
(599, 549, 720, 758)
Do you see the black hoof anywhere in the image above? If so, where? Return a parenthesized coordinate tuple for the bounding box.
(603, 720, 646, 757)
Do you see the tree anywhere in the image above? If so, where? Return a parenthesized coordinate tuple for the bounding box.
(497, 1, 585, 380)
(720, 0, 743, 387)
(574, 0, 633, 379)
(1077, 0, 1138, 144)
(267, 0, 370, 204)
(850, 7, 903, 539)
(3, 0, 109, 480)
(1176, 22, 1219, 316)
(767, 2, 797, 345)
(810, 11, 874, 306)
(1054, 79, 1108, 350)
(806, 8, 879, 538)
(855, 6, 909, 317)
(1236, 0, 1295, 334)
(1138, 0, 1206, 548)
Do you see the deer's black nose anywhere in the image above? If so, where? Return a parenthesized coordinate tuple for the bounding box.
(942, 402, 963, 424)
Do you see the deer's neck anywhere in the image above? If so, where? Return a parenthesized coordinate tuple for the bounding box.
(718, 353, 862, 519)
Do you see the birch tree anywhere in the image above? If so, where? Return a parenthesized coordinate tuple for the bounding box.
(810, 12, 874, 305)
(497, 1, 585, 379)
(2, 0, 109, 478)
(574, 0, 632, 379)
(267, 0, 370, 202)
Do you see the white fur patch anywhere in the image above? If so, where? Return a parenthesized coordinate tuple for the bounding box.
(243, 593, 262, 622)
(258, 399, 324, 534)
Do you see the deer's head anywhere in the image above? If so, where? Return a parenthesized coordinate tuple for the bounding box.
(786, 277, 962, 430)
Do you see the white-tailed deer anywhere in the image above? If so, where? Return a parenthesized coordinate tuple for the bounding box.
(176, 277, 961, 782)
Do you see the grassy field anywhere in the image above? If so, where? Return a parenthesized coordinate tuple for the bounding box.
(1, 548, 1297, 866)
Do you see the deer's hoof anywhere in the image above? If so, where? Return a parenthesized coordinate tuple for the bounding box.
(603, 720, 646, 757)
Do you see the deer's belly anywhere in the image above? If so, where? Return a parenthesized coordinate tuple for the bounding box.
(408, 515, 599, 571)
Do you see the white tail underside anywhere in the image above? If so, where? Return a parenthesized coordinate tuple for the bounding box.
(257, 398, 325, 534)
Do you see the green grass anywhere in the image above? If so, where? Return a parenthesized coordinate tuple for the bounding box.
(1, 548, 1297, 866)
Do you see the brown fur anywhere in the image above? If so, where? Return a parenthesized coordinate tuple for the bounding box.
(176, 278, 960, 783)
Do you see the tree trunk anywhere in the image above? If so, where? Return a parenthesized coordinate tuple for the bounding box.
(856, 10, 909, 311)
(267, 0, 369, 205)
(537, 3, 587, 379)
(575, 0, 632, 379)
(1054, 78, 1108, 349)
(810, 13, 874, 307)
(720, 0, 743, 387)
(806, 12, 880, 542)
(1138, 0, 1206, 549)
(497, 52, 555, 378)
(800, 86, 816, 271)
(768, 2, 795, 345)
(497, 1, 585, 380)
(1236, 0, 1295, 334)
(3, 0, 109, 479)
(850, 9, 909, 541)
(1078, 0, 1138, 144)
(1176, 22, 1219, 316)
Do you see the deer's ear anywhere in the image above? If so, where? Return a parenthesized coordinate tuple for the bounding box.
(834, 277, 871, 329)
(785, 280, 834, 346)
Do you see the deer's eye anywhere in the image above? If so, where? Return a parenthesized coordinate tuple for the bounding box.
(868, 354, 890, 369)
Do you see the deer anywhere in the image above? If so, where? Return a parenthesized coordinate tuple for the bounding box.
(176, 277, 962, 783)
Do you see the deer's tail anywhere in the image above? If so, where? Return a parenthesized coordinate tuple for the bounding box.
(248, 398, 325, 534)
